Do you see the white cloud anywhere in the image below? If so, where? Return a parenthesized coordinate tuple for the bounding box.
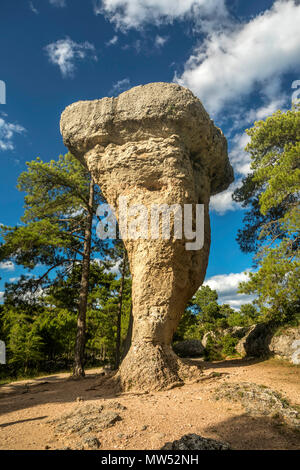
(49, 0, 66, 7)
(209, 132, 250, 214)
(9, 277, 20, 283)
(106, 35, 118, 46)
(0, 292, 4, 301)
(0, 261, 15, 272)
(176, 1, 300, 116)
(109, 78, 131, 96)
(155, 35, 168, 48)
(0, 117, 25, 151)
(29, 1, 39, 14)
(93, 257, 122, 276)
(229, 133, 251, 177)
(210, 181, 240, 215)
(95, 0, 228, 31)
(45, 37, 97, 78)
(204, 271, 255, 310)
(246, 98, 288, 124)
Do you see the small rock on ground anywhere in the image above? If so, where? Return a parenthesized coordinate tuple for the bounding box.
(82, 436, 101, 449)
(161, 434, 230, 450)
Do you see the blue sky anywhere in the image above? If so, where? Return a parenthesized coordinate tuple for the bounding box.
(0, 0, 300, 308)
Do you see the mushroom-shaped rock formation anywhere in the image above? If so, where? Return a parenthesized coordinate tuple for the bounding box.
(60, 82, 233, 391)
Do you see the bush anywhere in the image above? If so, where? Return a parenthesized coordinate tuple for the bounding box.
(220, 334, 239, 357)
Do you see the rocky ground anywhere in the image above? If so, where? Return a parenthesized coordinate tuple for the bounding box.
(0, 358, 299, 450)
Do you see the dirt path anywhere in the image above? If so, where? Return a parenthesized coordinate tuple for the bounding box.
(0, 358, 299, 450)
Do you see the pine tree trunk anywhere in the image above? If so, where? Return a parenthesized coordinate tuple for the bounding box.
(114, 251, 127, 369)
(72, 179, 94, 378)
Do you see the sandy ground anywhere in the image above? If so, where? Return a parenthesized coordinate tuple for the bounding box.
(0, 358, 299, 450)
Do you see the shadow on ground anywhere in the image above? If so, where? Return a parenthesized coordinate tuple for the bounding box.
(0, 416, 48, 428)
(0, 358, 271, 416)
(195, 357, 266, 370)
(0, 370, 119, 416)
(204, 413, 300, 450)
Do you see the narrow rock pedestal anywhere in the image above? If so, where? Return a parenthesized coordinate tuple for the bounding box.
(60, 82, 233, 391)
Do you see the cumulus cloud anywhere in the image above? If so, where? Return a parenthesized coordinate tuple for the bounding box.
(0, 116, 25, 151)
(95, 0, 228, 31)
(176, 1, 300, 116)
(0, 261, 15, 271)
(45, 37, 97, 78)
(182, 1, 299, 215)
(109, 78, 131, 96)
(203, 271, 255, 310)
(209, 132, 251, 214)
(106, 35, 118, 46)
(0, 292, 4, 301)
(49, 0, 66, 7)
(229, 133, 251, 177)
(154, 35, 168, 48)
(29, 1, 39, 14)
(210, 181, 240, 215)
(209, 89, 291, 214)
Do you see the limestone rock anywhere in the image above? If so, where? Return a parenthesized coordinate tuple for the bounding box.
(214, 382, 300, 429)
(60, 82, 233, 391)
(82, 436, 101, 449)
(161, 433, 230, 450)
(236, 323, 274, 357)
(224, 326, 250, 339)
(269, 327, 300, 364)
(202, 331, 218, 348)
(173, 339, 205, 357)
(48, 402, 122, 436)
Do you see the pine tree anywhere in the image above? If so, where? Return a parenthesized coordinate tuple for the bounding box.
(233, 107, 300, 322)
(0, 153, 109, 377)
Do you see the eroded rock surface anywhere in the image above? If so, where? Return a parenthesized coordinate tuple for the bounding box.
(173, 339, 205, 357)
(236, 323, 274, 358)
(48, 401, 123, 436)
(60, 82, 233, 391)
(161, 433, 231, 450)
(214, 382, 300, 429)
(270, 327, 300, 365)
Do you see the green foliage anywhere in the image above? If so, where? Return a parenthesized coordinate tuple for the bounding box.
(0, 260, 131, 379)
(175, 285, 260, 360)
(0, 153, 108, 288)
(227, 304, 260, 327)
(0, 153, 132, 379)
(203, 334, 223, 361)
(203, 333, 239, 361)
(8, 317, 44, 374)
(219, 334, 239, 357)
(234, 107, 300, 323)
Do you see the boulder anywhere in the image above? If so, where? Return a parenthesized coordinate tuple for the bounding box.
(202, 331, 218, 348)
(236, 323, 274, 357)
(224, 326, 250, 339)
(161, 433, 230, 450)
(269, 327, 300, 364)
(173, 339, 205, 357)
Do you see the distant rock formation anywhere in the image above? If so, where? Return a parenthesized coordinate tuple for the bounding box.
(173, 339, 205, 358)
(270, 327, 300, 365)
